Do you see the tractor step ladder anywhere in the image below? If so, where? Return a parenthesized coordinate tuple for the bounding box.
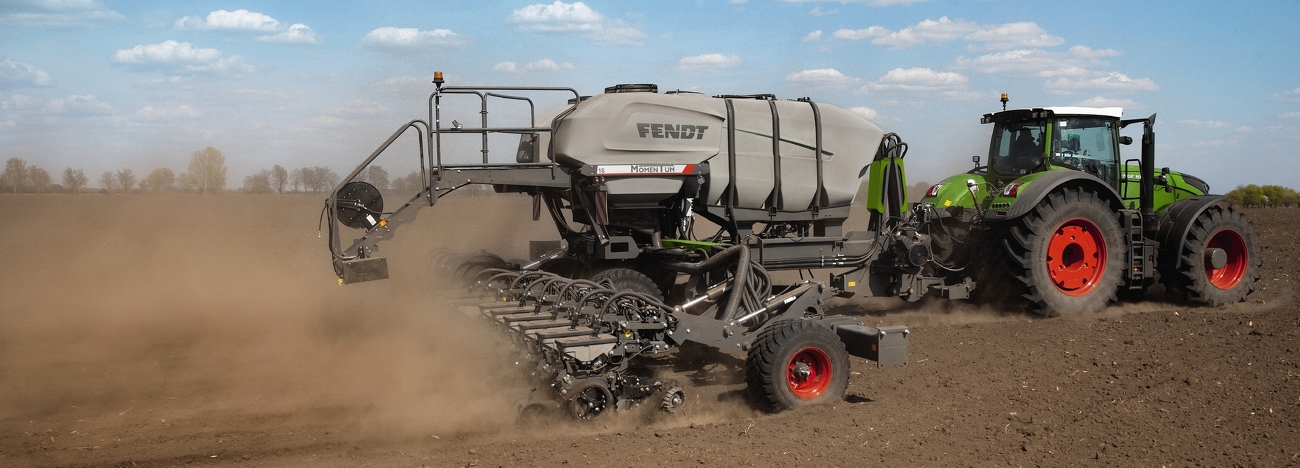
(1119, 210, 1153, 289)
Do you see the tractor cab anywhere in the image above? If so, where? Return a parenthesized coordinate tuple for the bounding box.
(984, 107, 1125, 190)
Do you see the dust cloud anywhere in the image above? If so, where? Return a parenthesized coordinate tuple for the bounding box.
(0, 194, 554, 438)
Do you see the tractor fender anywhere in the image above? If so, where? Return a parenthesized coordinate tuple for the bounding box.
(1153, 195, 1225, 270)
(983, 170, 1124, 221)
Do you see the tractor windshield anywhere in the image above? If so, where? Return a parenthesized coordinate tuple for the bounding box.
(989, 121, 1047, 177)
(1050, 117, 1117, 183)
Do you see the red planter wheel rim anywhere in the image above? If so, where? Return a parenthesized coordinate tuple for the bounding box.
(1045, 218, 1107, 297)
(787, 347, 832, 399)
(1205, 229, 1248, 289)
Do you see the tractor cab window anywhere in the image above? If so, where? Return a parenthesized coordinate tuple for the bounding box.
(1051, 118, 1117, 183)
(990, 121, 1047, 177)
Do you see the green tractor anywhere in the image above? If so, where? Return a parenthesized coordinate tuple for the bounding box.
(920, 101, 1261, 315)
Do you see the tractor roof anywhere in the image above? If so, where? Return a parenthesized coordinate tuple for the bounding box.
(982, 106, 1124, 124)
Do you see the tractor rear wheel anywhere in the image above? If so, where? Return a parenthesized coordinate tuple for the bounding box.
(745, 319, 849, 412)
(1003, 187, 1125, 316)
(1168, 204, 1261, 306)
(589, 267, 664, 302)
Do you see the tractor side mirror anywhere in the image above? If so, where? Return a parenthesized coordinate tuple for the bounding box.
(1119, 136, 1133, 145)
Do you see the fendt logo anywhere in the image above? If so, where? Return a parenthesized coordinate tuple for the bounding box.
(636, 123, 708, 140)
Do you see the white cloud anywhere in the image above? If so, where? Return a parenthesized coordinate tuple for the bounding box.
(111, 40, 252, 77)
(507, 2, 647, 46)
(0, 58, 52, 89)
(676, 54, 741, 72)
(951, 47, 1120, 78)
(257, 24, 322, 45)
(493, 59, 575, 74)
(847, 106, 879, 121)
(785, 68, 861, 91)
(113, 40, 221, 64)
(803, 30, 822, 42)
(1073, 96, 1141, 109)
(45, 94, 111, 115)
(0, 120, 15, 128)
(833, 17, 1062, 51)
(174, 10, 322, 46)
(831, 26, 890, 41)
(1273, 87, 1300, 102)
(962, 22, 1064, 51)
(1191, 140, 1229, 148)
(361, 27, 470, 53)
(809, 6, 837, 16)
(175, 9, 280, 32)
(1235, 126, 1254, 133)
(1180, 120, 1230, 129)
(134, 105, 202, 120)
(858, 67, 981, 101)
(0, 0, 125, 28)
(1044, 71, 1159, 95)
(1, 94, 38, 110)
(1279, 112, 1300, 119)
(330, 100, 389, 116)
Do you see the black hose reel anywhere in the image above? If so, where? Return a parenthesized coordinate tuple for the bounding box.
(335, 181, 384, 229)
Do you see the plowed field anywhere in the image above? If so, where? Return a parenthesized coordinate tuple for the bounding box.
(1, 195, 1296, 467)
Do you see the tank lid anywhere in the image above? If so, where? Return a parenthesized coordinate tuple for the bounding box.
(604, 83, 658, 94)
(567, 95, 592, 105)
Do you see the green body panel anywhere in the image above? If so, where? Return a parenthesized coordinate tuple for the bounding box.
(660, 238, 727, 251)
(1116, 164, 1207, 212)
(918, 172, 993, 210)
(864, 156, 908, 215)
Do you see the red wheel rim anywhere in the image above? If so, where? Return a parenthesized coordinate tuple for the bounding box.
(787, 347, 832, 399)
(1205, 229, 1247, 289)
(1045, 219, 1106, 296)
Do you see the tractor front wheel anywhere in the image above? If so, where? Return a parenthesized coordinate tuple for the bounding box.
(1169, 204, 1261, 306)
(745, 319, 849, 411)
(1003, 187, 1125, 315)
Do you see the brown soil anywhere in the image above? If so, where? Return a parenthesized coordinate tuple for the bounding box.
(1, 195, 1296, 467)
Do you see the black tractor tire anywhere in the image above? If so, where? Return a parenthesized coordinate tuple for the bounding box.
(1165, 204, 1261, 306)
(745, 319, 850, 412)
(1002, 187, 1125, 316)
(589, 267, 664, 302)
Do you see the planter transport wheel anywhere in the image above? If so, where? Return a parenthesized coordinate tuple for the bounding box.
(745, 319, 850, 411)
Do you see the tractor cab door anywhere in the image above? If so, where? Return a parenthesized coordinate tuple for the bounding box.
(1048, 117, 1121, 190)
(989, 120, 1048, 178)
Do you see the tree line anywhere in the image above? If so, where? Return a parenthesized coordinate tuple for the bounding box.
(1, 147, 369, 195)
(1225, 184, 1300, 208)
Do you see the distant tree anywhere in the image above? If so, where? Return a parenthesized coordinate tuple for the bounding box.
(116, 169, 136, 194)
(242, 170, 272, 194)
(176, 172, 195, 192)
(99, 171, 117, 193)
(62, 168, 88, 194)
(296, 166, 339, 193)
(271, 164, 288, 194)
(187, 146, 227, 194)
(2, 158, 28, 193)
(1282, 189, 1300, 208)
(27, 166, 51, 193)
(390, 170, 425, 193)
(367, 165, 389, 190)
(290, 167, 304, 192)
(141, 168, 176, 192)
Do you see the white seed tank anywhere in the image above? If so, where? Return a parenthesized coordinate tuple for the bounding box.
(535, 89, 886, 215)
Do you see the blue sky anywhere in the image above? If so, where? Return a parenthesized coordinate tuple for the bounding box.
(2, 0, 1298, 191)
